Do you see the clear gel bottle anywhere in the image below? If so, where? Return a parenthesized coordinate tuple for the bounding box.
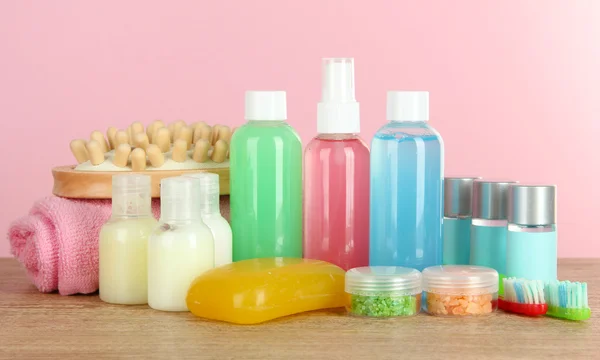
(443, 177, 481, 265)
(99, 174, 157, 305)
(470, 180, 517, 276)
(506, 185, 557, 282)
(230, 91, 303, 261)
(303, 58, 370, 270)
(369, 91, 444, 271)
(148, 177, 215, 312)
(184, 173, 232, 267)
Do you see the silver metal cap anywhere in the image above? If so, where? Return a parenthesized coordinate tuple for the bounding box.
(472, 180, 518, 220)
(508, 185, 556, 225)
(444, 177, 481, 217)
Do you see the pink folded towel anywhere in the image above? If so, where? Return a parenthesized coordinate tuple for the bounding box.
(8, 196, 160, 295)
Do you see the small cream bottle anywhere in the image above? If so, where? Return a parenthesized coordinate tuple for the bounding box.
(148, 177, 215, 312)
(99, 174, 157, 305)
(184, 173, 232, 267)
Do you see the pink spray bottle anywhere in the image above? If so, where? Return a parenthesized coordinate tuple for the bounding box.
(303, 58, 370, 270)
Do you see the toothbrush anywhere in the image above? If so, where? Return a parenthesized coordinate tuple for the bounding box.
(544, 280, 591, 321)
(499, 277, 548, 316)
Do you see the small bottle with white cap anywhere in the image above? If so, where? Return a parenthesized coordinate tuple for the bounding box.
(505, 184, 557, 282)
(304, 58, 370, 270)
(230, 91, 302, 261)
(369, 91, 444, 271)
(99, 174, 157, 305)
(183, 173, 232, 267)
(148, 177, 215, 312)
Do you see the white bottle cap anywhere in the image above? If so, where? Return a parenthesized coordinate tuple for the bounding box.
(387, 91, 429, 122)
(183, 173, 220, 215)
(111, 174, 152, 217)
(317, 58, 360, 133)
(160, 177, 202, 221)
(245, 91, 287, 121)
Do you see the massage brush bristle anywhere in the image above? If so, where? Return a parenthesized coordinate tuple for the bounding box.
(217, 126, 232, 144)
(177, 126, 194, 150)
(146, 144, 165, 167)
(211, 139, 228, 163)
(106, 127, 118, 150)
(86, 140, 105, 166)
(146, 120, 165, 143)
(134, 133, 150, 150)
(70, 121, 231, 168)
(114, 143, 131, 167)
(70, 139, 89, 164)
(193, 123, 212, 144)
(114, 130, 129, 148)
(128, 122, 145, 146)
(227, 127, 237, 159)
(211, 124, 223, 145)
(154, 127, 171, 153)
(131, 148, 146, 171)
(172, 139, 188, 162)
(130, 121, 144, 136)
(169, 120, 186, 142)
(90, 130, 109, 153)
(193, 139, 210, 162)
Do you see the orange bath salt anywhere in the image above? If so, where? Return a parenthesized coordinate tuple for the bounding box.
(422, 265, 499, 316)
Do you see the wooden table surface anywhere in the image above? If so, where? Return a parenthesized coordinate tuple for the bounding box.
(0, 258, 598, 359)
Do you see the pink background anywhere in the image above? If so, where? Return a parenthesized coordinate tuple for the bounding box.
(1, 1, 599, 257)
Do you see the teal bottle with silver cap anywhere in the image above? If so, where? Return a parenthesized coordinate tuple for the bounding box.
(470, 180, 517, 275)
(506, 185, 557, 282)
(442, 177, 480, 265)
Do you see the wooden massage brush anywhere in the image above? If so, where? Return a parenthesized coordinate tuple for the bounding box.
(53, 120, 233, 199)
(69, 120, 232, 170)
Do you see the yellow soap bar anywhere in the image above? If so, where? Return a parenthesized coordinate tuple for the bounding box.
(186, 258, 345, 324)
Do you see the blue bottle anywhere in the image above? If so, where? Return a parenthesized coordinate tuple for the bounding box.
(369, 91, 444, 271)
(470, 180, 517, 275)
(506, 185, 557, 282)
(443, 177, 481, 265)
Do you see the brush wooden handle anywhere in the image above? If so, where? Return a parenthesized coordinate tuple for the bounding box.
(53, 165, 230, 198)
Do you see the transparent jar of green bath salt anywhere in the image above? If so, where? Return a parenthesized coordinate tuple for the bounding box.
(345, 266, 422, 318)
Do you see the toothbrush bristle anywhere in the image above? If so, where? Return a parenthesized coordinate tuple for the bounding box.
(544, 280, 588, 309)
(502, 277, 545, 304)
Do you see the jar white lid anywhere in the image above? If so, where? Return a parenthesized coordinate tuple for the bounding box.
(345, 266, 422, 295)
(422, 265, 498, 294)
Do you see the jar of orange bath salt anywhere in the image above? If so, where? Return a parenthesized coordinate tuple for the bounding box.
(422, 265, 498, 316)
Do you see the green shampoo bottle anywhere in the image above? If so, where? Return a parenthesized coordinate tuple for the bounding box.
(230, 91, 303, 261)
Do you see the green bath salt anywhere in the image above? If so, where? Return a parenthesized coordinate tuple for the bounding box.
(345, 266, 423, 318)
(349, 293, 420, 317)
